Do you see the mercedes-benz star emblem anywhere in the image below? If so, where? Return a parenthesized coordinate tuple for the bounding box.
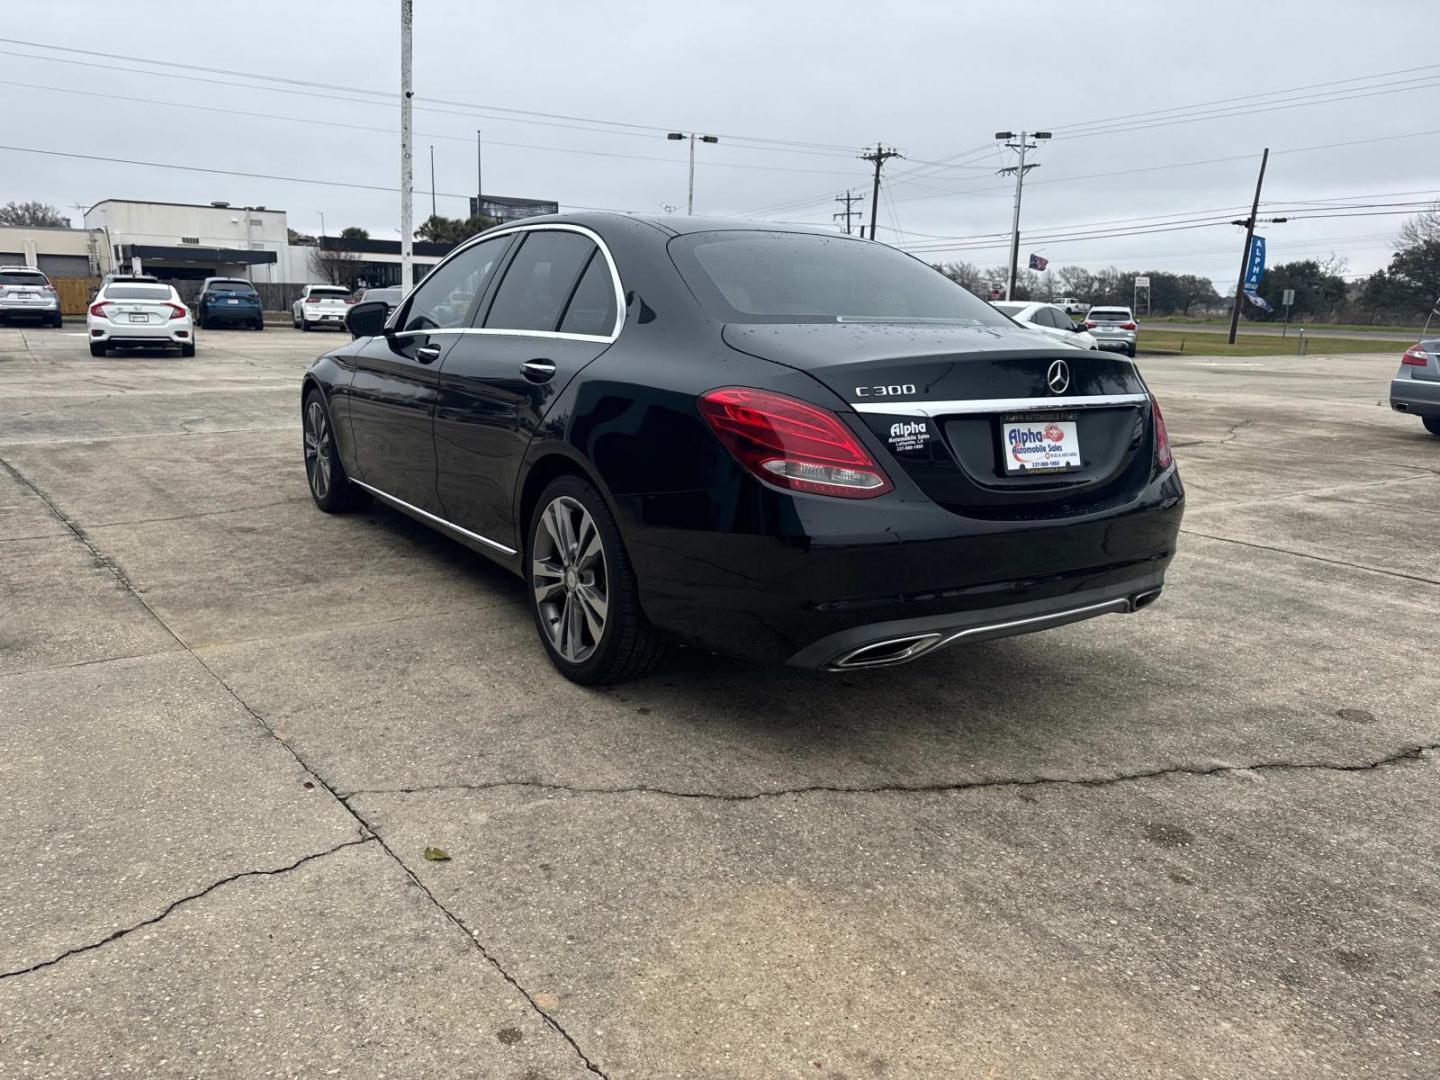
(1046, 359, 1071, 395)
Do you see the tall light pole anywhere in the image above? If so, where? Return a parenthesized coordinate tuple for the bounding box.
(475, 129, 483, 216)
(996, 130, 1050, 300)
(667, 132, 718, 214)
(317, 211, 326, 239)
(399, 0, 414, 292)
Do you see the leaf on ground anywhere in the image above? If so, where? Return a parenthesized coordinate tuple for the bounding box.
(423, 846, 452, 862)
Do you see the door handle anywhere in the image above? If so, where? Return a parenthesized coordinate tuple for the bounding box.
(415, 344, 442, 365)
(521, 359, 556, 383)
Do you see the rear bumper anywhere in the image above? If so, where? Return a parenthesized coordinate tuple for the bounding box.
(89, 322, 191, 344)
(1390, 376, 1440, 417)
(201, 305, 262, 324)
(1093, 336, 1136, 352)
(0, 300, 58, 316)
(623, 469, 1184, 668)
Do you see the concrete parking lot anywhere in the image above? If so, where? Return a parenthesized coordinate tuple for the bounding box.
(1, 324, 1436, 1079)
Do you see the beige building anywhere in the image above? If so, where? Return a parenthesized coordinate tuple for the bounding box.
(83, 199, 287, 283)
(0, 224, 107, 278)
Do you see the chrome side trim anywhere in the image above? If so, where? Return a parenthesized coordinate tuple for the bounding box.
(852, 393, 1148, 417)
(936, 597, 1132, 649)
(387, 222, 626, 345)
(349, 479, 517, 556)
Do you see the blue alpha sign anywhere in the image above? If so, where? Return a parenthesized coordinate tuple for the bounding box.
(1243, 235, 1266, 294)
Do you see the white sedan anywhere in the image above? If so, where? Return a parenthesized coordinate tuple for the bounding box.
(87, 280, 195, 357)
(993, 301, 1099, 350)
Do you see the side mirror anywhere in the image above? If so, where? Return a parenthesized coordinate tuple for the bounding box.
(346, 299, 390, 339)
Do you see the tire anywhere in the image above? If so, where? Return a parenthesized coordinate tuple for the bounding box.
(48, 313, 62, 328)
(293, 313, 301, 329)
(303, 390, 369, 513)
(1126, 345, 1137, 358)
(301, 318, 313, 332)
(254, 319, 265, 331)
(194, 311, 204, 330)
(181, 343, 195, 358)
(527, 475, 662, 685)
(89, 342, 106, 357)
(1423, 417, 1440, 437)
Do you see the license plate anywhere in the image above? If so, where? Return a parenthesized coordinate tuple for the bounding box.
(226, 298, 239, 304)
(1002, 417, 1082, 473)
(128, 314, 148, 323)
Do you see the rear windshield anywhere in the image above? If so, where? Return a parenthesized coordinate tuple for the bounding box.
(1088, 309, 1132, 321)
(105, 285, 172, 300)
(363, 288, 402, 303)
(307, 287, 349, 298)
(1, 271, 49, 287)
(206, 280, 256, 294)
(671, 231, 1012, 327)
(992, 302, 1028, 316)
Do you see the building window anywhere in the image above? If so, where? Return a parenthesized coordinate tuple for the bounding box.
(180, 236, 200, 244)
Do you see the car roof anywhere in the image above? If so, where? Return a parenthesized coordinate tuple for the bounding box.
(489, 210, 863, 241)
(0, 265, 48, 273)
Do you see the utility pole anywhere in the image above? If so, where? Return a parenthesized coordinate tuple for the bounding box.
(996, 130, 1050, 300)
(475, 129, 483, 216)
(833, 190, 861, 235)
(399, 0, 414, 293)
(1227, 147, 1270, 345)
(860, 144, 901, 240)
(429, 145, 437, 218)
(667, 132, 718, 214)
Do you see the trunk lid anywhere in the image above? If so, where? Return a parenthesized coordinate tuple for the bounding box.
(722, 321, 1157, 519)
(1411, 338, 1440, 383)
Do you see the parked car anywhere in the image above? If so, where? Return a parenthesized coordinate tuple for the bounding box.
(302, 215, 1182, 684)
(993, 301, 1099, 350)
(355, 286, 403, 321)
(195, 277, 264, 330)
(87, 280, 194, 357)
(1055, 296, 1089, 317)
(1083, 306, 1139, 357)
(292, 285, 352, 331)
(0, 266, 62, 327)
(1391, 340, 1440, 436)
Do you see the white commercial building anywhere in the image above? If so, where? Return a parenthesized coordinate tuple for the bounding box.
(83, 199, 288, 284)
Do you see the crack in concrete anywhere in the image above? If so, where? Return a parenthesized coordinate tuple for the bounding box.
(341, 742, 1437, 803)
(1172, 417, 1252, 449)
(3, 451, 611, 1076)
(0, 838, 372, 982)
(1180, 528, 1440, 586)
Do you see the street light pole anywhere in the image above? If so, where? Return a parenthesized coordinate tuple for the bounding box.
(667, 132, 719, 214)
(399, 0, 414, 293)
(475, 129, 483, 215)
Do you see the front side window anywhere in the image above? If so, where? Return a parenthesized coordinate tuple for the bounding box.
(671, 231, 1013, 327)
(402, 235, 508, 333)
(484, 231, 597, 333)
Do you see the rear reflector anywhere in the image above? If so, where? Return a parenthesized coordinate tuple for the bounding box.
(1402, 344, 1429, 366)
(697, 387, 892, 499)
(1150, 394, 1172, 469)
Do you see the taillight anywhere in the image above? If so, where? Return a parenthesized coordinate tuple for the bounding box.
(167, 303, 188, 320)
(88, 301, 110, 318)
(1119, 322, 1137, 331)
(1082, 321, 1096, 329)
(1151, 394, 1172, 469)
(697, 387, 893, 499)
(1402, 344, 1429, 366)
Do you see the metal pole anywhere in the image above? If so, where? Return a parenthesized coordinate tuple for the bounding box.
(429, 144, 437, 218)
(1227, 147, 1269, 345)
(687, 134, 696, 215)
(476, 130, 483, 216)
(399, 0, 414, 293)
(1006, 133, 1027, 301)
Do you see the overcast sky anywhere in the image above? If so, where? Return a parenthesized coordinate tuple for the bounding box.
(3, 0, 1437, 284)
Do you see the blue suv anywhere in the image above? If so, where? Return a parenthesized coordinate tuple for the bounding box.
(195, 278, 264, 330)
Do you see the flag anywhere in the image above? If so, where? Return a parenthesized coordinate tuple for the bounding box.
(1242, 235, 1266, 294)
(1028, 253, 1049, 271)
(1431, 292, 1440, 317)
(1243, 291, 1273, 313)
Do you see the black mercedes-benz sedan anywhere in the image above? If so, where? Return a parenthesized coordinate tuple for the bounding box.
(301, 214, 1183, 684)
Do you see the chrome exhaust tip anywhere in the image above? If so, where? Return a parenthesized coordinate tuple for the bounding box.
(1131, 588, 1163, 611)
(829, 632, 944, 670)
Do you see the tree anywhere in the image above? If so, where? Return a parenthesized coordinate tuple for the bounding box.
(1398, 204, 1440, 249)
(414, 213, 499, 245)
(0, 201, 68, 228)
(288, 227, 316, 244)
(307, 245, 360, 288)
(1246, 259, 1348, 321)
(931, 261, 984, 296)
(1055, 265, 1096, 300)
(339, 226, 370, 240)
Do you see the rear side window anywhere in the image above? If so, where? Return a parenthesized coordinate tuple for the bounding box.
(485, 231, 596, 333)
(104, 285, 172, 300)
(558, 252, 617, 337)
(2, 271, 49, 287)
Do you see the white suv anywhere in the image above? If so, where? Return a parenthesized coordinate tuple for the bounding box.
(291, 285, 353, 331)
(87, 280, 195, 357)
(0, 266, 62, 327)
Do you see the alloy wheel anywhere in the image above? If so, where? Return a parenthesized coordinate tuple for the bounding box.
(304, 400, 332, 500)
(531, 495, 609, 664)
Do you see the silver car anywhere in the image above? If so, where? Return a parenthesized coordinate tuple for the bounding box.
(0, 266, 62, 327)
(1391, 340, 1440, 437)
(1083, 306, 1138, 358)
